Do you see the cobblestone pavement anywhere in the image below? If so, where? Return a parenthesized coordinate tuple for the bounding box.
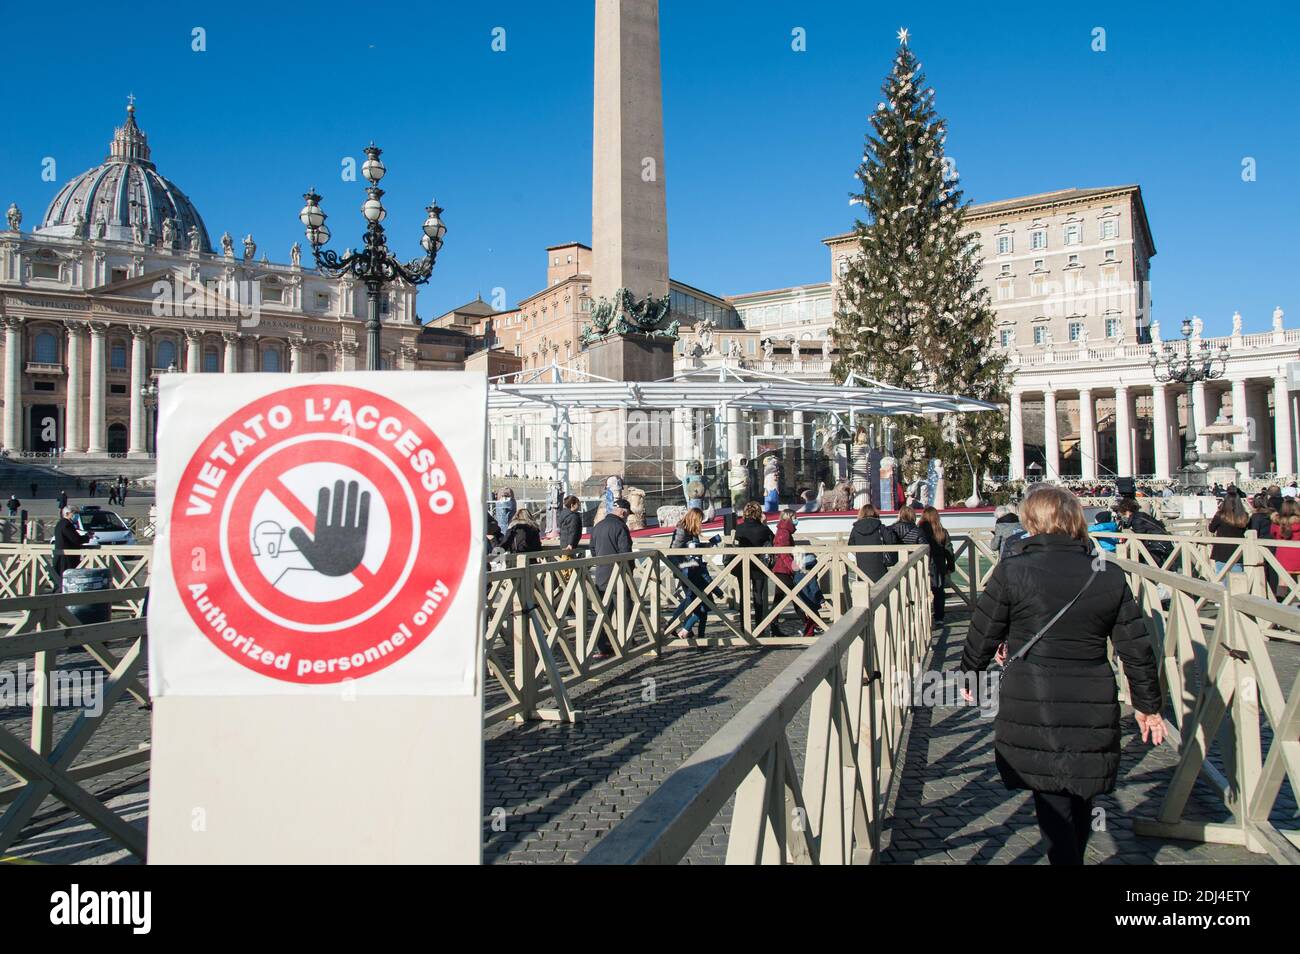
(877, 609, 1289, 865)
(483, 645, 806, 864)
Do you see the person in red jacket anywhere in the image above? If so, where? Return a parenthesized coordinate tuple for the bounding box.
(1269, 500, 1300, 593)
(770, 510, 800, 637)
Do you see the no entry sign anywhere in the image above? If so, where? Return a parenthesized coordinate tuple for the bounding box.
(148, 373, 486, 696)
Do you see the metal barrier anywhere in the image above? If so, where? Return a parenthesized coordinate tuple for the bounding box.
(582, 546, 933, 864)
(0, 587, 149, 859)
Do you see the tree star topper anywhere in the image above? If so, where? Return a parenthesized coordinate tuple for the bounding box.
(897, 27, 910, 46)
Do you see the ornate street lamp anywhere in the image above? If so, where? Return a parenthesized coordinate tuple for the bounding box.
(299, 144, 446, 371)
(140, 363, 177, 454)
(1149, 317, 1229, 485)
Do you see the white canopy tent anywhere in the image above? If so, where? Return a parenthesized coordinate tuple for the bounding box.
(487, 361, 999, 498)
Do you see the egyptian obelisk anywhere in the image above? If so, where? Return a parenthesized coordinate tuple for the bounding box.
(590, 0, 670, 338)
(585, 0, 676, 499)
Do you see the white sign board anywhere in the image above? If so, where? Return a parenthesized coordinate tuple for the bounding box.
(149, 372, 484, 696)
(147, 372, 485, 864)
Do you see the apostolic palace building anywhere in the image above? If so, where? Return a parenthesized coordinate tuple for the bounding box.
(3, 105, 1294, 486)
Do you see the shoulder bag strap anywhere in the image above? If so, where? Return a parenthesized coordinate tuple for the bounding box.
(1004, 568, 1098, 669)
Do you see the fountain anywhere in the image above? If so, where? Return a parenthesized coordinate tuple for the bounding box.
(1198, 409, 1254, 486)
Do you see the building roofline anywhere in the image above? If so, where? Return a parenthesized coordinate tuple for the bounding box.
(545, 241, 591, 251)
(726, 281, 832, 302)
(821, 185, 1153, 248)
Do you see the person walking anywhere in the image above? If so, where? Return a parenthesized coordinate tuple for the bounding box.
(960, 485, 1165, 865)
(588, 497, 632, 658)
(847, 503, 890, 582)
(1270, 500, 1300, 597)
(669, 508, 716, 639)
(501, 508, 542, 555)
(29, 481, 38, 499)
(884, 505, 924, 568)
(52, 506, 89, 586)
(1208, 493, 1250, 576)
(991, 504, 1025, 557)
(6, 494, 19, 517)
(557, 495, 584, 551)
(57, 489, 68, 510)
(1087, 508, 1119, 552)
(919, 506, 955, 623)
(89, 479, 97, 498)
(494, 488, 517, 531)
(769, 509, 803, 637)
(1249, 493, 1275, 537)
(733, 501, 775, 627)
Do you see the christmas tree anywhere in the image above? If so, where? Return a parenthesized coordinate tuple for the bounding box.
(831, 29, 1008, 500)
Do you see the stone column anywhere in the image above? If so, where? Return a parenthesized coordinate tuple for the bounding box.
(1043, 389, 1059, 481)
(186, 329, 203, 372)
(2, 317, 23, 453)
(223, 332, 240, 373)
(64, 321, 85, 454)
(87, 322, 107, 454)
(128, 326, 148, 457)
(1231, 377, 1252, 479)
(1152, 383, 1171, 480)
(1275, 375, 1294, 477)
(726, 405, 742, 461)
(1078, 388, 1097, 481)
(1192, 381, 1208, 457)
(1115, 385, 1133, 477)
(1008, 389, 1025, 480)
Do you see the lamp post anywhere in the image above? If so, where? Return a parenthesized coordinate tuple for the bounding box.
(140, 363, 177, 454)
(299, 144, 446, 371)
(1149, 317, 1229, 486)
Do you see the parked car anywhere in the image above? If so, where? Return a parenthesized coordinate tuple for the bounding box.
(51, 506, 138, 547)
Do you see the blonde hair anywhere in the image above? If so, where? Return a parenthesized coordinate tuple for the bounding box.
(743, 501, 763, 522)
(1020, 486, 1087, 540)
(677, 508, 703, 536)
(857, 503, 879, 520)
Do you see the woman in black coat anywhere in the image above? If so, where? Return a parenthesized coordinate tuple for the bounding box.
(918, 506, 955, 622)
(501, 508, 543, 555)
(960, 486, 1165, 865)
(557, 495, 584, 550)
(733, 501, 774, 623)
(847, 503, 889, 582)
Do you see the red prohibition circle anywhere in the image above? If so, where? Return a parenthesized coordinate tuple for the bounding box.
(170, 384, 470, 684)
(225, 438, 416, 628)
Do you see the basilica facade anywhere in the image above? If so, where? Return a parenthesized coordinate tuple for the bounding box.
(0, 104, 470, 459)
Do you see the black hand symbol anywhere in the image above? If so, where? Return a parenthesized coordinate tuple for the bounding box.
(288, 480, 371, 577)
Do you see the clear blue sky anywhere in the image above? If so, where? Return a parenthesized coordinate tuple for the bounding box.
(2, 0, 1296, 335)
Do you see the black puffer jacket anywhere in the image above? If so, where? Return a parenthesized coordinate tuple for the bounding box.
(882, 518, 922, 567)
(848, 517, 889, 581)
(557, 508, 583, 549)
(961, 534, 1162, 799)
